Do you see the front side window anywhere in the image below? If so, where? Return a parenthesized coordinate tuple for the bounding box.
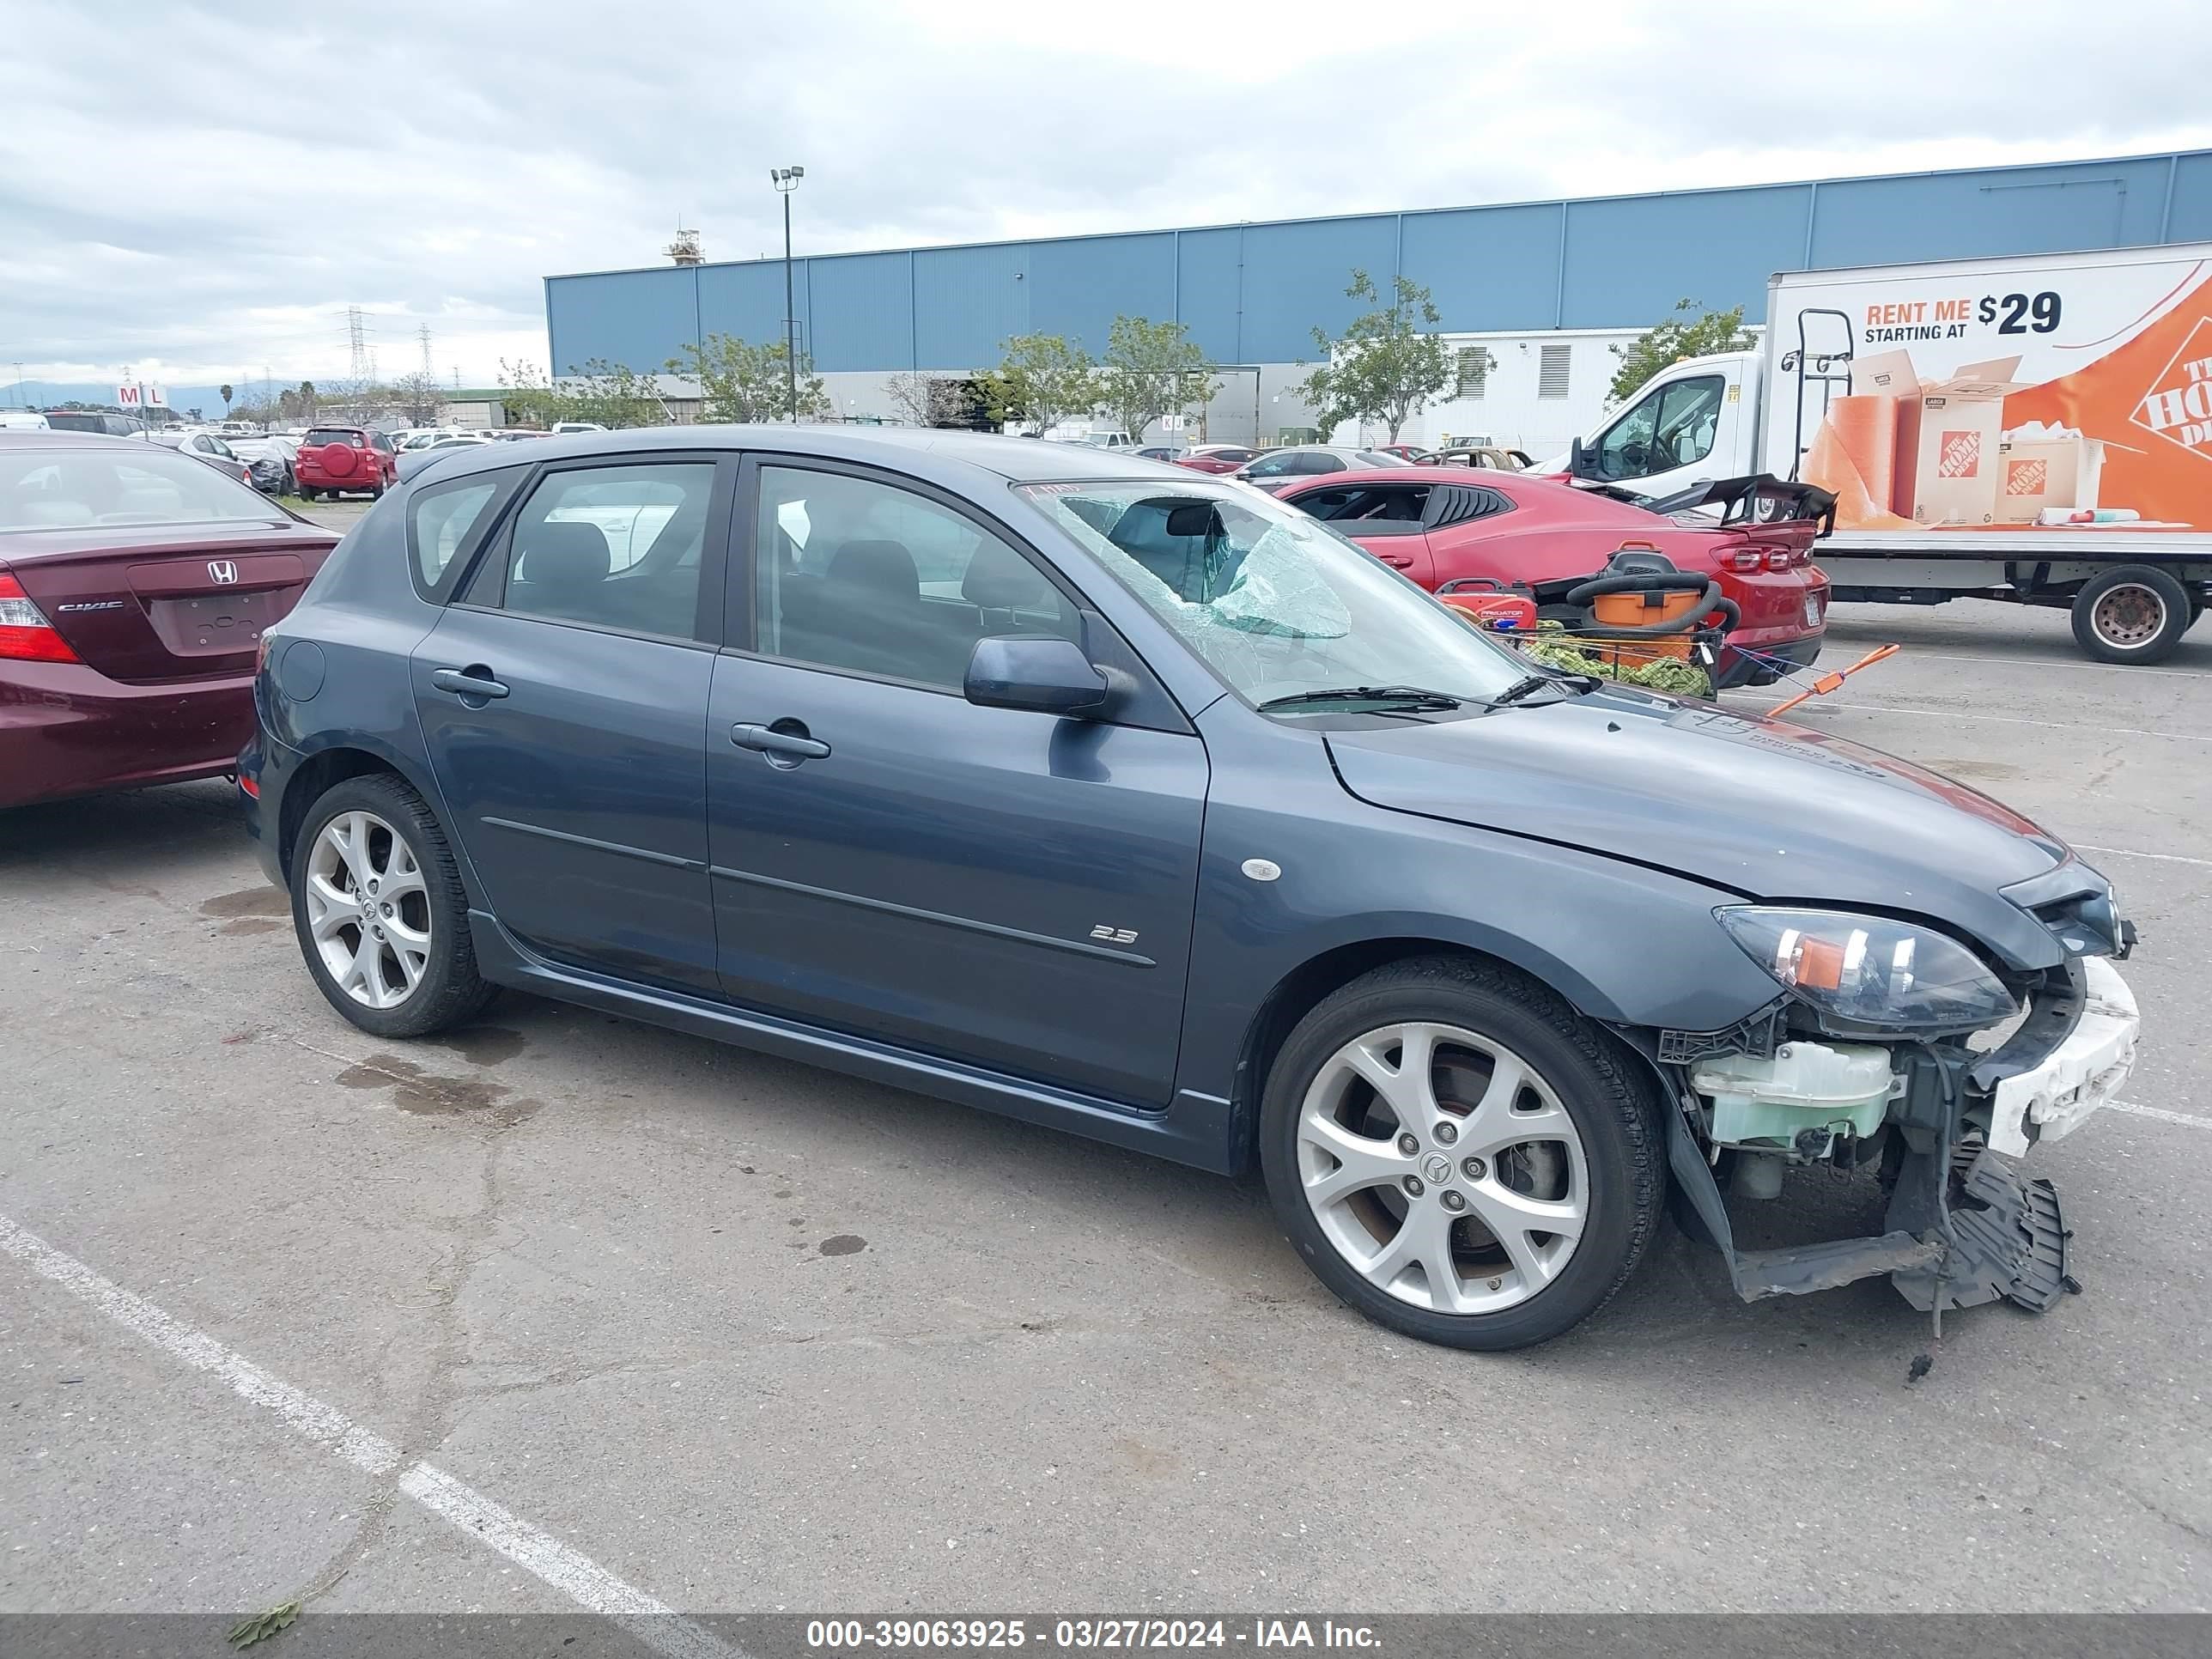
(1651, 375, 1724, 470)
(493, 462, 714, 638)
(751, 464, 1079, 690)
(755, 466, 1079, 690)
(1019, 479, 1525, 710)
(1596, 374, 1723, 480)
(1243, 451, 1297, 478)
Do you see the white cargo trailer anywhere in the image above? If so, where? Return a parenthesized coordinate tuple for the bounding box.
(1555, 243, 2212, 663)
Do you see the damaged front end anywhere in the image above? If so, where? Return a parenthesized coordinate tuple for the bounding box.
(1644, 883, 2139, 1322)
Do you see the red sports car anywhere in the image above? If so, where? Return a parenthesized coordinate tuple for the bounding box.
(1274, 465, 1828, 689)
(1, 432, 339, 809)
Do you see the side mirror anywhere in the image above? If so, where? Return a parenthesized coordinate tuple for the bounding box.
(964, 635, 1109, 717)
(1568, 436, 1596, 481)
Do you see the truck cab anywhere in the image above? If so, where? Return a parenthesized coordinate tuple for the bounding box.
(1565, 350, 1760, 498)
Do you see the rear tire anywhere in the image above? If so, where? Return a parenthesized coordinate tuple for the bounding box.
(2070, 566, 2191, 663)
(298, 487, 319, 501)
(1258, 956, 1662, 1351)
(289, 773, 493, 1039)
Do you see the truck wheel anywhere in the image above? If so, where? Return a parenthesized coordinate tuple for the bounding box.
(1258, 957, 1662, 1351)
(2071, 567, 2191, 664)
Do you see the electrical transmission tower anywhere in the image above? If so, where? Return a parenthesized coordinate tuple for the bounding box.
(343, 307, 373, 380)
(417, 323, 435, 380)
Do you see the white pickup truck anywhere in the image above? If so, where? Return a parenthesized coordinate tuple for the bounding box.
(1553, 242, 2212, 664)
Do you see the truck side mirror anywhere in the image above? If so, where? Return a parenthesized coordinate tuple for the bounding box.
(1568, 436, 1599, 482)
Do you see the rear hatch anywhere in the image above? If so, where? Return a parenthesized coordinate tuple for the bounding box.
(6, 523, 338, 681)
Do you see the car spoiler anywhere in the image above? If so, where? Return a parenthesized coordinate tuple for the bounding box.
(1640, 474, 1838, 538)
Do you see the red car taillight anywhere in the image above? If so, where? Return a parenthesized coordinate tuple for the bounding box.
(1728, 550, 1762, 573)
(1765, 549, 1792, 572)
(0, 569, 81, 663)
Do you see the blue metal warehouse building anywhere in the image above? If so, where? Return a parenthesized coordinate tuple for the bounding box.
(544, 149, 2212, 444)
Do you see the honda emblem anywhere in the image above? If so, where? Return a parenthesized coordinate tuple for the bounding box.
(207, 561, 239, 585)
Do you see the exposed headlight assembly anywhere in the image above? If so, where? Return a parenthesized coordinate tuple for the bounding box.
(1716, 907, 2018, 1033)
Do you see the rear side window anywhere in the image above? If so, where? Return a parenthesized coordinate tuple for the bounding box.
(409, 477, 505, 595)
(489, 462, 716, 640)
(1295, 484, 1431, 526)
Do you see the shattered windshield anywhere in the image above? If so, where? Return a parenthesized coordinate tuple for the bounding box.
(1016, 479, 1526, 710)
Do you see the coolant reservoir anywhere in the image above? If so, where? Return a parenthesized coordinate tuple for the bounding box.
(1691, 1041, 1895, 1156)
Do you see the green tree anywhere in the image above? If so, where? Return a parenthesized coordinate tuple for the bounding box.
(1294, 270, 1453, 444)
(219, 384, 234, 414)
(978, 332, 1100, 436)
(498, 359, 574, 428)
(667, 333, 830, 423)
(1097, 316, 1219, 443)
(1607, 299, 1756, 404)
(563, 358, 667, 428)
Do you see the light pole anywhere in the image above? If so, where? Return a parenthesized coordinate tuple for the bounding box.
(770, 165, 805, 422)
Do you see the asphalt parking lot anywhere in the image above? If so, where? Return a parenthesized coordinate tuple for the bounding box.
(3, 576, 2208, 1622)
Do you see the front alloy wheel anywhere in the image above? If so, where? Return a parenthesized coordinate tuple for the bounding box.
(305, 810, 431, 1009)
(1297, 1021, 1589, 1316)
(1260, 957, 1662, 1350)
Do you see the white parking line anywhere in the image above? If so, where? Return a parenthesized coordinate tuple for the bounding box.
(0, 1212, 743, 1659)
(2075, 844, 2212, 868)
(1814, 702, 2212, 743)
(1821, 647, 2212, 680)
(2110, 1101, 2212, 1130)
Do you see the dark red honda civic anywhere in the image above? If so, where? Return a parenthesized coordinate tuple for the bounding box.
(1, 432, 340, 810)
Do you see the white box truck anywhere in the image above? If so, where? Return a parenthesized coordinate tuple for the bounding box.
(1557, 242, 2212, 663)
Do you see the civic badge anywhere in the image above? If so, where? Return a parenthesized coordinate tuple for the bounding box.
(208, 560, 240, 585)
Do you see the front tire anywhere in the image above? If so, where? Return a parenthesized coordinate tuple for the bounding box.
(289, 774, 492, 1039)
(1259, 957, 1662, 1351)
(2071, 566, 2191, 663)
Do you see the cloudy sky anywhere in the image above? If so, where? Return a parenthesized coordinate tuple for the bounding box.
(4, 0, 2205, 405)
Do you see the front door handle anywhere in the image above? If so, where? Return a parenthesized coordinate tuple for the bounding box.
(1379, 553, 1415, 568)
(732, 721, 830, 762)
(433, 666, 508, 700)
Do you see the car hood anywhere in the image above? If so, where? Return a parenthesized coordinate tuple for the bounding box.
(1324, 689, 2076, 970)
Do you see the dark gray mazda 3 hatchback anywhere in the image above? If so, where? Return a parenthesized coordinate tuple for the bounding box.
(241, 428, 2141, 1350)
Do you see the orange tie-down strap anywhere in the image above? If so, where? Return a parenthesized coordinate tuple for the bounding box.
(1766, 643, 1901, 718)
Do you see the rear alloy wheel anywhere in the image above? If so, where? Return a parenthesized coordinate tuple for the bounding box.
(2071, 566, 2191, 663)
(1260, 957, 1661, 1350)
(291, 775, 492, 1038)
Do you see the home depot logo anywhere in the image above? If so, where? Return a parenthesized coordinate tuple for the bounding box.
(2134, 317, 2212, 458)
(2004, 458, 2048, 496)
(1937, 430, 1981, 478)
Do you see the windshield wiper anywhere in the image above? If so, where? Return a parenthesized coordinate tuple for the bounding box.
(1259, 684, 1462, 712)
(1487, 670, 1601, 707)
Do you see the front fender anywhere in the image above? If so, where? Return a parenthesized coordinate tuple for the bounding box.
(1175, 712, 1782, 1104)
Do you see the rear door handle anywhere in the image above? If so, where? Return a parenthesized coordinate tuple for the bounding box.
(732, 722, 830, 761)
(432, 667, 509, 700)
(1379, 553, 1415, 568)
